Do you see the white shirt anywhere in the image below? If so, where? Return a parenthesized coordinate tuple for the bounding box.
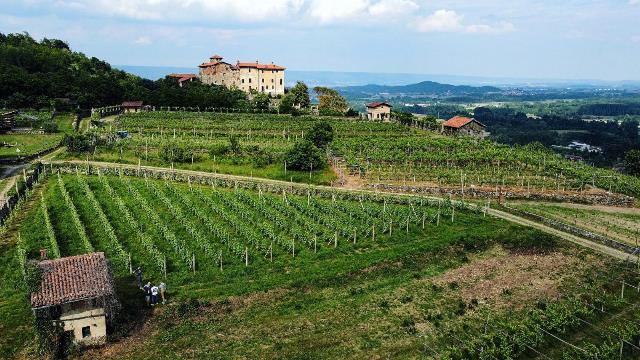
(151, 286, 159, 295)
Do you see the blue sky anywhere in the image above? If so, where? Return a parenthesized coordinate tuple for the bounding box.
(1, 0, 640, 80)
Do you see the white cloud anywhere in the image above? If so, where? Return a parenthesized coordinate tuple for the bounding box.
(412, 9, 464, 32)
(133, 36, 151, 45)
(306, 0, 370, 24)
(368, 0, 418, 17)
(630, 0, 639, 5)
(633, 35, 640, 43)
(412, 9, 514, 34)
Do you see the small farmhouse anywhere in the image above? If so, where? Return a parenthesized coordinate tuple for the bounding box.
(442, 116, 486, 138)
(30, 252, 119, 347)
(366, 102, 392, 121)
(168, 73, 198, 87)
(121, 101, 144, 113)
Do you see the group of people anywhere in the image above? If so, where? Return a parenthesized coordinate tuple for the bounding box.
(135, 267, 167, 306)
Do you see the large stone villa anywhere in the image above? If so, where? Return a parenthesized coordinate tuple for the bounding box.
(193, 54, 286, 96)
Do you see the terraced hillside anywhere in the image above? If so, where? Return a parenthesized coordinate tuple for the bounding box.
(57, 112, 640, 200)
(2, 171, 640, 359)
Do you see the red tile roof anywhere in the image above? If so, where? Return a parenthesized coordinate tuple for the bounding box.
(122, 101, 143, 108)
(168, 73, 197, 79)
(30, 253, 115, 309)
(443, 116, 485, 129)
(367, 102, 392, 109)
(237, 62, 286, 70)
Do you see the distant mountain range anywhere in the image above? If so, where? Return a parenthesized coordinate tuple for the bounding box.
(115, 65, 640, 90)
(334, 81, 501, 99)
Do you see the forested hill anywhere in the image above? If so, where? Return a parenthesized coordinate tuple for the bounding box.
(335, 80, 501, 99)
(0, 32, 246, 109)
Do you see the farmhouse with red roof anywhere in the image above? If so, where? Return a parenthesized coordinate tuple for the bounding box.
(442, 116, 486, 138)
(366, 101, 392, 121)
(121, 100, 144, 113)
(30, 252, 119, 346)
(168, 73, 198, 87)
(198, 53, 285, 96)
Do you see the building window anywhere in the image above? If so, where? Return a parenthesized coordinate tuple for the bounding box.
(280, 79, 283, 85)
(249, 78, 251, 83)
(261, 86, 264, 91)
(271, 79, 274, 83)
(82, 326, 91, 338)
(261, 79, 264, 83)
(241, 79, 244, 84)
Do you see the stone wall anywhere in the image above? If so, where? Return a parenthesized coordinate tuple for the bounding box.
(366, 183, 635, 207)
(501, 205, 640, 256)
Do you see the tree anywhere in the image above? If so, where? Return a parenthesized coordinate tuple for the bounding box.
(285, 140, 326, 171)
(624, 149, 640, 176)
(159, 141, 195, 163)
(252, 92, 270, 111)
(314, 86, 349, 116)
(290, 81, 310, 108)
(279, 93, 295, 114)
(308, 121, 334, 148)
(63, 133, 93, 153)
(228, 135, 241, 154)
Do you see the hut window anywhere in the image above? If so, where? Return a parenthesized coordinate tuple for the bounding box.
(82, 326, 91, 338)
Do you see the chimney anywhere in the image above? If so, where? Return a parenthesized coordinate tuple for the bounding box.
(40, 249, 48, 260)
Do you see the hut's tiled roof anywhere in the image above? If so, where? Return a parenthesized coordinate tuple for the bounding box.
(30, 253, 114, 308)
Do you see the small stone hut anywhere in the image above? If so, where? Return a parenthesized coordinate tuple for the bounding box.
(30, 252, 119, 346)
(366, 102, 392, 121)
(121, 101, 144, 113)
(442, 116, 486, 138)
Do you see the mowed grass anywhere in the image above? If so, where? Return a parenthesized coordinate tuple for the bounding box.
(0, 134, 63, 159)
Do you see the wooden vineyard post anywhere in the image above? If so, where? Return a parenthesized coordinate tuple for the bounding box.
(307, 191, 310, 205)
(270, 242, 273, 262)
(390, 219, 393, 235)
(451, 205, 455, 223)
(372, 224, 376, 241)
(437, 211, 440, 226)
(353, 229, 357, 244)
(406, 216, 409, 233)
(163, 256, 167, 280)
(621, 281, 625, 299)
(219, 250, 223, 272)
(292, 238, 296, 257)
(245, 247, 249, 267)
(314, 235, 317, 253)
(192, 254, 196, 274)
(128, 253, 132, 274)
(422, 213, 426, 229)
(334, 232, 338, 248)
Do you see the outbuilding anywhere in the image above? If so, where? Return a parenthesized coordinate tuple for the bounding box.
(442, 116, 487, 138)
(30, 252, 119, 347)
(366, 102, 392, 121)
(121, 101, 144, 113)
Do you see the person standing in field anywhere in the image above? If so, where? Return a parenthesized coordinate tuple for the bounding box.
(159, 282, 167, 304)
(151, 284, 159, 306)
(143, 282, 151, 306)
(135, 267, 143, 289)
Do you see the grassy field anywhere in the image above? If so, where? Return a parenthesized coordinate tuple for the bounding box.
(0, 113, 75, 160)
(511, 202, 640, 247)
(55, 111, 640, 197)
(2, 173, 640, 359)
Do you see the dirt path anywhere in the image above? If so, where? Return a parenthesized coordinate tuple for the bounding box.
(45, 159, 639, 262)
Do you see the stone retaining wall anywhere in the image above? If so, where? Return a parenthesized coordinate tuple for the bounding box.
(366, 183, 635, 207)
(500, 205, 640, 255)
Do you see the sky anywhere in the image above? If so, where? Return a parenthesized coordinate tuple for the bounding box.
(1, 0, 640, 81)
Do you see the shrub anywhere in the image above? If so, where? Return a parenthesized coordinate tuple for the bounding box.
(497, 227, 557, 250)
(42, 121, 58, 133)
(308, 121, 334, 149)
(285, 140, 326, 171)
(63, 133, 92, 153)
(209, 143, 230, 157)
(159, 142, 194, 163)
